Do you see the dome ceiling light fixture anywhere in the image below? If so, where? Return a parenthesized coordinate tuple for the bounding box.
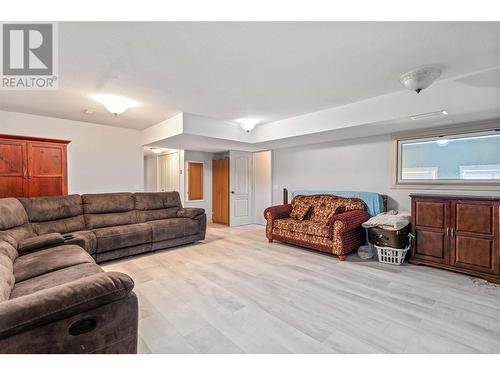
(399, 66, 442, 94)
(93, 94, 138, 116)
(236, 118, 260, 133)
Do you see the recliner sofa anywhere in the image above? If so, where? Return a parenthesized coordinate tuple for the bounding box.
(12, 191, 206, 262)
(0, 198, 138, 353)
(0, 191, 206, 353)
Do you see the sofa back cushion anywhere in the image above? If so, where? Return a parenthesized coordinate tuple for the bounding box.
(82, 193, 137, 229)
(0, 241, 17, 302)
(19, 195, 85, 235)
(0, 198, 35, 248)
(291, 195, 367, 224)
(0, 198, 29, 231)
(134, 192, 181, 222)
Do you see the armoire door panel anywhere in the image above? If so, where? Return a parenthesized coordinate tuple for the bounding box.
(0, 139, 27, 198)
(415, 229, 448, 262)
(414, 201, 446, 229)
(28, 177, 64, 197)
(29, 143, 64, 176)
(27, 141, 68, 197)
(455, 202, 493, 235)
(452, 236, 496, 273)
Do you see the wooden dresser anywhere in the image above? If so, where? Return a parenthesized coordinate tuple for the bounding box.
(410, 194, 500, 283)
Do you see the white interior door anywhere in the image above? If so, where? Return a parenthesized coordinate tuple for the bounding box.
(157, 152, 180, 192)
(253, 151, 272, 225)
(230, 150, 253, 226)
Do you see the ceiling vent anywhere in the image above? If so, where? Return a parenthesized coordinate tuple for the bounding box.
(410, 110, 448, 121)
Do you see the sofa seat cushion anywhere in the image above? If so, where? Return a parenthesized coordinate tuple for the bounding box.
(93, 223, 152, 253)
(10, 262, 103, 299)
(13, 245, 94, 283)
(148, 218, 199, 242)
(274, 218, 330, 238)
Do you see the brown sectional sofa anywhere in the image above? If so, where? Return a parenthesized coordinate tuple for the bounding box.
(0, 192, 206, 353)
(0, 198, 137, 353)
(16, 191, 206, 262)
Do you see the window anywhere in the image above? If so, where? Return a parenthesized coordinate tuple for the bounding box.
(401, 167, 438, 180)
(459, 164, 500, 180)
(395, 130, 500, 186)
(187, 161, 204, 200)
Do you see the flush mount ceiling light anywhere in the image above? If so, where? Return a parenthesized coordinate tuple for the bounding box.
(236, 118, 259, 133)
(93, 94, 138, 116)
(150, 148, 163, 154)
(399, 66, 442, 94)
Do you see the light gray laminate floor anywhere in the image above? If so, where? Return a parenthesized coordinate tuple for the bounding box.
(102, 224, 500, 354)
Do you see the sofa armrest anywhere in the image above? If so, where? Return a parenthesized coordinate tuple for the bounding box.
(17, 233, 65, 255)
(264, 204, 293, 240)
(177, 207, 205, 219)
(264, 204, 293, 221)
(329, 210, 370, 236)
(0, 271, 134, 339)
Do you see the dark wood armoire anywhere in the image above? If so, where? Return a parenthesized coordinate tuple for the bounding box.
(0, 134, 70, 198)
(410, 194, 500, 283)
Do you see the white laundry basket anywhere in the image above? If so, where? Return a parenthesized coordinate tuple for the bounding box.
(374, 244, 410, 265)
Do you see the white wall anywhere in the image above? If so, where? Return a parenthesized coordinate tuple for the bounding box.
(253, 151, 272, 225)
(272, 135, 500, 211)
(144, 155, 158, 192)
(184, 150, 216, 220)
(0, 110, 144, 194)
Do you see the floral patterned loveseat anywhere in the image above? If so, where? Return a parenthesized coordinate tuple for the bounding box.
(264, 195, 370, 260)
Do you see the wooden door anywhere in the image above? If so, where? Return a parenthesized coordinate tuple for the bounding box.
(212, 158, 229, 225)
(450, 200, 498, 275)
(0, 138, 27, 198)
(411, 197, 450, 264)
(27, 141, 68, 197)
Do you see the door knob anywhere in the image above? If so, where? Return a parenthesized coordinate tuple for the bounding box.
(231, 191, 235, 194)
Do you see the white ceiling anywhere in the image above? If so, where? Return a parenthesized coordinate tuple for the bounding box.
(0, 22, 499, 130)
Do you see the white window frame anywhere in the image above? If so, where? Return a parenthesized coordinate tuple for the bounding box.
(392, 125, 500, 190)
